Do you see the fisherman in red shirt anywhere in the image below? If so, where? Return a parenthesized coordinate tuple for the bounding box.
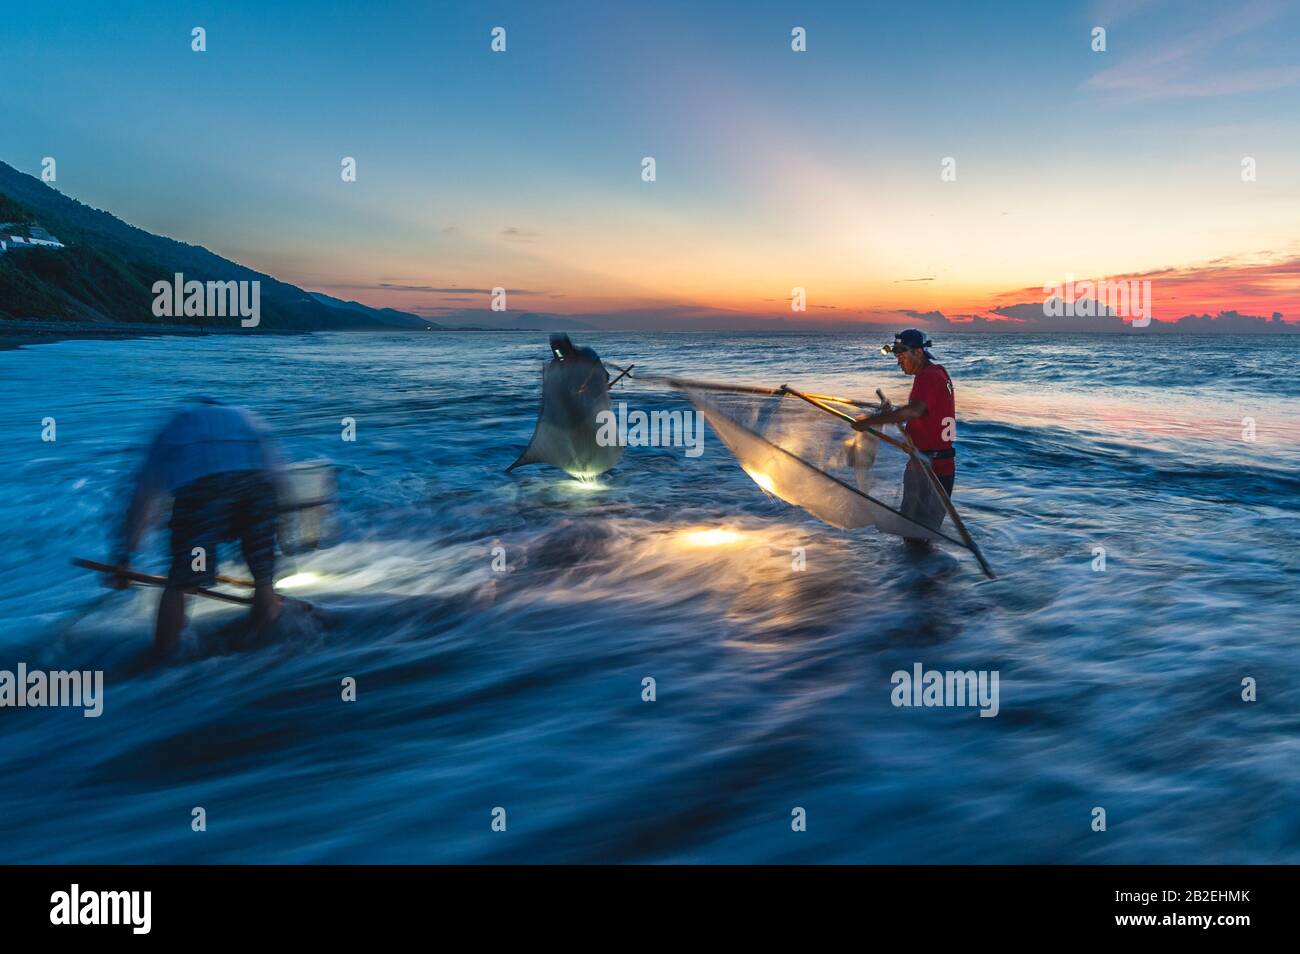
(851, 329, 956, 538)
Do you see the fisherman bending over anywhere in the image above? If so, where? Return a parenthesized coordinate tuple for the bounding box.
(852, 329, 956, 537)
(106, 398, 283, 655)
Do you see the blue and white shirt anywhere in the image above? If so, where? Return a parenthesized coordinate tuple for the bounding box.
(119, 400, 281, 556)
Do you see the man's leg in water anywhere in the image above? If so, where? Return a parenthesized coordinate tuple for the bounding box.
(158, 479, 219, 657)
(901, 462, 955, 545)
(237, 472, 282, 629)
(154, 587, 189, 655)
(252, 582, 281, 628)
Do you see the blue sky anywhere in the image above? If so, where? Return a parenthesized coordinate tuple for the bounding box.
(4, 0, 1298, 321)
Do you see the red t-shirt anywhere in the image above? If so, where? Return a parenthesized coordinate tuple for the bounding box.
(905, 362, 955, 475)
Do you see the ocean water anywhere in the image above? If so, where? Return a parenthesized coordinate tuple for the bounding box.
(0, 330, 1297, 863)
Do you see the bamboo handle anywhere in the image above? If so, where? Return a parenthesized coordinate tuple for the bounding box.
(73, 558, 257, 605)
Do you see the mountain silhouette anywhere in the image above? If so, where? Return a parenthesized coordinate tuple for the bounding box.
(0, 160, 435, 331)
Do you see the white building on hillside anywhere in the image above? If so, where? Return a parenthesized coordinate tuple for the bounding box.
(2, 225, 65, 250)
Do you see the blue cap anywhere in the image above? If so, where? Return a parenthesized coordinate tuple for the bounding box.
(880, 329, 933, 355)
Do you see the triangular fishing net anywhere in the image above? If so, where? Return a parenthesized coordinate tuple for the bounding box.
(509, 357, 624, 480)
(685, 386, 966, 548)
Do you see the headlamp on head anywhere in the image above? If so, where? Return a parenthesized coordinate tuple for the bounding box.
(549, 332, 575, 361)
(880, 329, 932, 355)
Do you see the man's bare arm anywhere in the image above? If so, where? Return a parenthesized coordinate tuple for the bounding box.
(852, 399, 927, 431)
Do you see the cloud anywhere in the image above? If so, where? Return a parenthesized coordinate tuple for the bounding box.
(992, 300, 1128, 330)
(362, 283, 545, 294)
(902, 309, 949, 325)
(992, 250, 1299, 320)
(905, 302, 1292, 334)
(1170, 310, 1287, 331)
(1085, 0, 1300, 100)
(501, 227, 540, 242)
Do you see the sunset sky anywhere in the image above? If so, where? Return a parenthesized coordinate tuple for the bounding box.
(3, 0, 1298, 325)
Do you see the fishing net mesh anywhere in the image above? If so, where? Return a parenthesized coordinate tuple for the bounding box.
(511, 359, 624, 480)
(686, 387, 963, 546)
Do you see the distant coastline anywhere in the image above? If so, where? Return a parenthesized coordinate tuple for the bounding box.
(0, 319, 310, 351)
(7, 318, 1300, 354)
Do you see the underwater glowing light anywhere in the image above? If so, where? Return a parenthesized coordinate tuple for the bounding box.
(276, 572, 320, 589)
(679, 528, 746, 547)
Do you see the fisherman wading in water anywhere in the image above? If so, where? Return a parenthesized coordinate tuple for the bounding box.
(851, 329, 957, 539)
(105, 398, 284, 656)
